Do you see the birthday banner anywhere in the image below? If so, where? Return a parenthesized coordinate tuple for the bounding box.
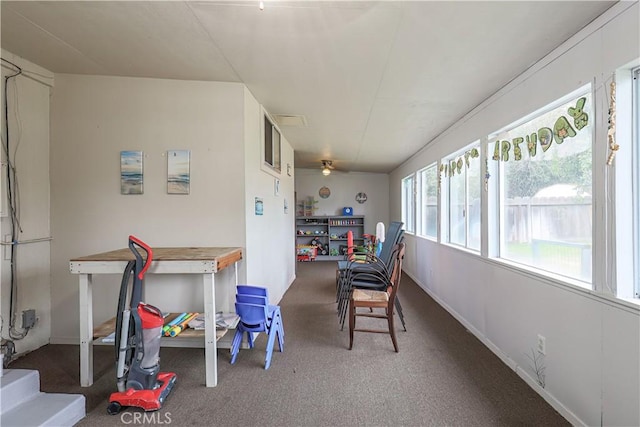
(491, 97, 589, 162)
(439, 95, 589, 180)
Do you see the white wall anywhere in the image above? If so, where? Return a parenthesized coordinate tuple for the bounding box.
(0, 52, 54, 355)
(294, 168, 389, 237)
(389, 3, 639, 426)
(49, 75, 251, 342)
(243, 88, 296, 302)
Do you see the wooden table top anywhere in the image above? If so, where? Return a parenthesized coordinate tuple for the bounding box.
(71, 247, 241, 262)
(71, 247, 243, 272)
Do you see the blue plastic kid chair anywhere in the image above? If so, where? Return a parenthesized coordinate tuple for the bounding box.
(235, 294, 284, 351)
(236, 285, 285, 342)
(230, 302, 283, 369)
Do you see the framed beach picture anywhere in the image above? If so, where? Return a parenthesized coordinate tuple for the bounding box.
(167, 150, 190, 194)
(120, 150, 143, 195)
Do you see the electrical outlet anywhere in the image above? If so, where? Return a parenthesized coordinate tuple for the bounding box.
(537, 334, 546, 355)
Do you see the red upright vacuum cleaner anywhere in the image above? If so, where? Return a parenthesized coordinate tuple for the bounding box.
(107, 236, 176, 415)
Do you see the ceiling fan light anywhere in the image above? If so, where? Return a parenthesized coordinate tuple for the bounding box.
(322, 167, 331, 176)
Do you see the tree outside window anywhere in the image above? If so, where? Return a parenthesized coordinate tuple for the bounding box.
(494, 89, 593, 283)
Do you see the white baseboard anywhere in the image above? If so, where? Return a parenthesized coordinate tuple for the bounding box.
(514, 366, 585, 426)
(49, 337, 79, 345)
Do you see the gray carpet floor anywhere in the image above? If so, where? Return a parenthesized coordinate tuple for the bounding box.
(9, 261, 568, 426)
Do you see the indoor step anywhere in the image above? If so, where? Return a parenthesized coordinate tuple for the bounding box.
(1, 392, 85, 427)
(0, 369, 40, 415)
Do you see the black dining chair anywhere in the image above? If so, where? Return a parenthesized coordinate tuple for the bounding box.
(336, 221, 404, 305)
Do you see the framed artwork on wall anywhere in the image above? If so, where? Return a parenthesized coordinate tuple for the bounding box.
(167, 150, 191, 194)
(120, 150, 143, 195)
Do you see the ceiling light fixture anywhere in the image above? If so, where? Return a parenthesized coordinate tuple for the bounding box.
(321, 160, 333, 176)
(259, 1, 264, 10)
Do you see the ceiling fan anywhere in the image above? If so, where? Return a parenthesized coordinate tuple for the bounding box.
(321, 160, 335, 176)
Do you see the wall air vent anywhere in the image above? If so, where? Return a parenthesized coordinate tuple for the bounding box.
(273, 114, 308, 128)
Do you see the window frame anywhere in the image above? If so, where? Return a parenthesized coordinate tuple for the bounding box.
(401, 174, 416, 234)
(417, 162, 438, 240)
(489, 85, 594, 286)
(261, 107, 282, 176)
(633, 67, 640, 297)
(441, 141, 481, 251)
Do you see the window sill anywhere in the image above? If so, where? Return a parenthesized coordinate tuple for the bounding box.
(487, 257, 640, 314)
(416, 234, 437, 242)
(492, 257, 591, 289)
(405, 235, 640, 314)
(617, 297, 640, 308)
(441, 242, 481, 256)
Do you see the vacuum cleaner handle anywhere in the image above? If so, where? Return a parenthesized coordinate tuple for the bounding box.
(128, 235, 154, 280)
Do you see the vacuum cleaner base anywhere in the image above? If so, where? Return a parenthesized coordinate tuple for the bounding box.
(107, 372, 177, 415)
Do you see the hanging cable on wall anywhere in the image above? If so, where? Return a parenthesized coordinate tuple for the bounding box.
(1, 57, 31, 343)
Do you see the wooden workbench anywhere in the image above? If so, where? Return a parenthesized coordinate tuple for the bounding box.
(70, 246, 243, 388)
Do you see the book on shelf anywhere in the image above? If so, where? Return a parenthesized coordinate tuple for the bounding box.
(188, 314, 205, 330)
(216, 312, 240, 329)
(185, 312, 240, 330)
(102, 332, 116, 343)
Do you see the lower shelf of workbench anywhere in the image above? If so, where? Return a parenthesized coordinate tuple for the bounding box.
(92, 313, 235, 349)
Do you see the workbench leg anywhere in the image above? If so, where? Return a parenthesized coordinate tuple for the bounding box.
(203, 272, 217, 387)
(79, 273, 94, 387)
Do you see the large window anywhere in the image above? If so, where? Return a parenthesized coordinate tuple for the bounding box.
(401, 174, 415, 234)
(492, 87, 593, 284)
(418, 163, 438, 239)
(442, 143, 481, 251)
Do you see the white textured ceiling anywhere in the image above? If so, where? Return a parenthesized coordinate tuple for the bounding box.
(1, 1, 616, 172)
